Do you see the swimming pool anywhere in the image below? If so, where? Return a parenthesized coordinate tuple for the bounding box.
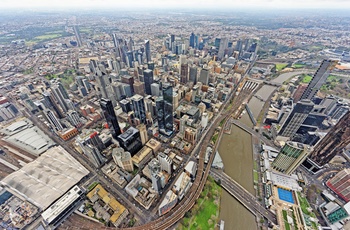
(277, 188, 294, 204)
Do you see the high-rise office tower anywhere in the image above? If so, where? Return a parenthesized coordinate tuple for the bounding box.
(218, 38, 228, 59)
(44, 109, 63, 131)
(307, 111, 350, 168)
(151, 83, 160, 96)
(100, 98, 121, 139)
(67, 110, 82, 128)
(145, 40, 151, 63)
(198, 68, 210, 85)
(243, 38, 250, 51)
(126, 51, 134, 68)
(112, 147, 134, 172)
(214, 38, 221, 48)
(143, 69, 154, 95)
(131, 94, 147, 124)
(42, 91, 63, 118)
(300, 59, 338, 100)
(189, 66, 198, 84)
(189, 32, 195, 48)
(51, 82, 70, 112)
(180, 64, 189, 84)
(133, 81, 145, 96)
(158, 152, 172, 174)
(121, 75, 134, 94)
(156, 83, 173, 136)
(235, 39, 243, 57)
(148, 158, 162, 192)
(272, 142, 310, 175)
(119, 99, 132, 113)
(117, 127, 143, 155)
(83, 144, 105, 168)
(137, 124, 148, 145)
(326, 168, 350, 202)
(278, 99, 314, 138)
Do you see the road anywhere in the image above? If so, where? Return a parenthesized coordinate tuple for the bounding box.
(17, 106, 149, 225)
(210, 169, 277, 225)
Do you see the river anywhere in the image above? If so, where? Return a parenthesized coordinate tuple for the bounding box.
(218, 124, 257, 230)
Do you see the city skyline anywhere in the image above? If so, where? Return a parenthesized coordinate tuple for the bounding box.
(1, 0, 350, 9)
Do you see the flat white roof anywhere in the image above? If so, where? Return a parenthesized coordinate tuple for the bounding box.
(270, 171, 301, 191)
(2, 119, 54, 156)
(42, 185, 82, 224)
(1, 146, 89, 210)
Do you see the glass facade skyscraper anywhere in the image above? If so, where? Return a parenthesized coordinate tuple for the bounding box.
(156, 83, 173, 136)
(100, 98, 121, 138)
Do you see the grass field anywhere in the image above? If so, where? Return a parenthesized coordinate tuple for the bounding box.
(178, 177, 221, 230)
(282, 210, 291, 230)
(301, 75, 312, 83)
(212, 133, 219, 144)
(275, 63, 288, 71)
(293, 64, 306, 68)
(254, 171, 259, 182)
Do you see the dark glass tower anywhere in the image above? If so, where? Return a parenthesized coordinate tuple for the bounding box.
(100, 98, 121, 138)
(143, 69, 154, 95)
(300, 59, 338, 100)
(131, 94, 147, 124)
(156, 83, 173, 136)
(278, 99, 314, 138)
(307, 111, 350, 167)
(145, 40, 151, 63)
(189, 32, 195, 48)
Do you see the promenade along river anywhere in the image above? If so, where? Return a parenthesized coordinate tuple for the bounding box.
(218, 124, 257, 230)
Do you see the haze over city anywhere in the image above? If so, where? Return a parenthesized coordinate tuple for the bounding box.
(1, 0, 350, 9)
(0, 1, 349, 230)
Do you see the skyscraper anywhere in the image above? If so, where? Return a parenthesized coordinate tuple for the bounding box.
(137, 124, 148, 145)
(189, 32, 195, 48)
(143, 69, 154, 95)
(100, 98, 122, 139)
(83, 144, 105, 168)
(131, 94, 147, 124)
(51, 82, 70, 112)
(307, 111, 350, 168)
(189, 66, 198, 84)
(218, 38, 228, 59)
(42, 91, 63, 118)
(112, 147, 134, 172)
(145, 40, 151, 63)
(156, 83, 174, 136)
(300, 59, 338, 100)
(198, 68, 210, 85)
(44, 109, 63, 131)
(272, 142, 310, 175)
(278, 99, 314, 138)
(158, 152, 172, 174)
(67, 110, 82, 128)
(326, 168, 350, 202)
(117, 127, 143, 156)
(180, 64, 189, 84)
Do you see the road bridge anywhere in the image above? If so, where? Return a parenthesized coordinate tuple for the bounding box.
(210, 169, 278, 225)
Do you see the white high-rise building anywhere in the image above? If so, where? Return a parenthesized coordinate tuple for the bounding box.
(158, 152, 172, 174)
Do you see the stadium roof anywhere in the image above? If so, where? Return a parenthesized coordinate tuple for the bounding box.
(0, 146, 89, 210)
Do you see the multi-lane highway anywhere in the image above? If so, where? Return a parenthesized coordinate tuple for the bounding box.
(210, 169, 278, 225)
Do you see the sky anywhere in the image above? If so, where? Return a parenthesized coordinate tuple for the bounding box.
(0, 0, 350, 10)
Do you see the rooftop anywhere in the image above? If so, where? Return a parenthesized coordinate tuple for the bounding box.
(2, 119, 55, 156)
(0, 146, 89, 210)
